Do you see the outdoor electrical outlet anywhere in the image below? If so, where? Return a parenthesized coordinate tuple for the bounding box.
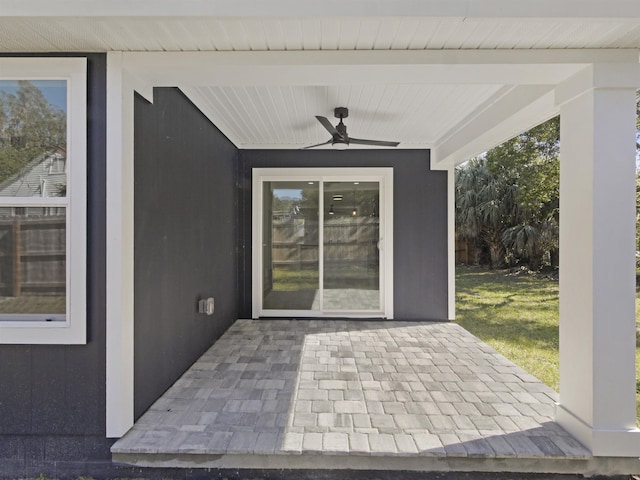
(198, 297, 215, 315)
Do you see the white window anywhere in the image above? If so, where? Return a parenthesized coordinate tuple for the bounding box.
(0, 58, 87, 344)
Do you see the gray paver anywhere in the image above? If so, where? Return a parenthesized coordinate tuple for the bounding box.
(302, 432, 323, 452)
(207, 431, 233, 452)
(228, 431, 257, 453)
(323, 432, 349, 452)
(394, 433, 418, 454)
(112, 319, 589, 462)
(369, 433, 397, 454)
(414, 432, 446, 455)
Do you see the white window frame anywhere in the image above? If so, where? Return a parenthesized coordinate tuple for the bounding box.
(252, 167, 394, 319)
(0, 57, 87, 344)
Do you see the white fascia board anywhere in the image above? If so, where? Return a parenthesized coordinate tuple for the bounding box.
(2, 0, 640, 18)
(122, 50, 637, 89)
(431, 85, 558, 167)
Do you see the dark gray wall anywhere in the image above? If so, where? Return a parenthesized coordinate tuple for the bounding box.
(134, 88, 240, 419)
(239, 149, 449, 321)
(0, 54, 112, 473)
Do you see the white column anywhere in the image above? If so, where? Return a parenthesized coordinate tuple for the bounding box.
(447, 166, 456, 320)
(105, 52, 136, 438)
(555, 65, 640, 456)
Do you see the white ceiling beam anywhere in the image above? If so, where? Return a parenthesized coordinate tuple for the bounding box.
(123, 49, 639, 88)
(556, 63, 640, 106)
(431, 85, 558, 167)
(2, 0, 640, 19)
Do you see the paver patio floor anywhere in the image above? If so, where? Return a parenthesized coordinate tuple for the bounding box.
(112, 320, 589, 460)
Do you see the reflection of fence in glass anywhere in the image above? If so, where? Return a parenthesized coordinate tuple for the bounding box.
(0, 212, 66, 315)
(271, 217, 379, 267)
(271, 215, 318, 269)
(324, 217, 379, 265)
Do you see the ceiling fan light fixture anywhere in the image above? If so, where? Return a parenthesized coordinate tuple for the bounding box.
(332, 140, 349, 150)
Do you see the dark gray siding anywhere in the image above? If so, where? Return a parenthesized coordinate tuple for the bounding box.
(133, 88, 240, 419)
(238, 149, 448, 321)
(0, 54, 111, 473)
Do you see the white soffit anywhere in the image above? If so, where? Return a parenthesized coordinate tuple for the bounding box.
(2, 1, 639, 165)
(181, 83, 505, 149)
(1, 0, 640, 18)
(0, 17, 639, 52)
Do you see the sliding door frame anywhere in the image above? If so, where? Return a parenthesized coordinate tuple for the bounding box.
(252, 167, 393, 319)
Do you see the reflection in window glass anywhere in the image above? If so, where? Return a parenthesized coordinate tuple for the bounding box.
(0, 208, 66, 317)
(0, 80, 67, 198)
(323, 182, 380, 310)
(262, 181, 319, 310)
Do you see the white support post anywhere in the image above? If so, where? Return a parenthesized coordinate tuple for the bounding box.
(105, 52, 136, 438)
(555, 65, 640, 456)
(447, 166, 456, 320)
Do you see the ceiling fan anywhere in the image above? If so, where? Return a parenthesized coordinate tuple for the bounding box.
(303, 107, 400, 150)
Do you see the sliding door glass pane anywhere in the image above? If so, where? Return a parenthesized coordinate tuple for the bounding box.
(323, 182, 380, 310)
(262, 181, 319, 310)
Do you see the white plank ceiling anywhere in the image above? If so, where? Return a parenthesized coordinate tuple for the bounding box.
(1, 18, 639, 52)
(1, 13, 639, 154)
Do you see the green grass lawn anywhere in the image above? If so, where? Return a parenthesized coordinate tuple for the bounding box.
(455, 266, 640, 421)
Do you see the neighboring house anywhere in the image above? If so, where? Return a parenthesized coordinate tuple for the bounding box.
(0, 1, 639, 477)
(0, 149, 67, 199)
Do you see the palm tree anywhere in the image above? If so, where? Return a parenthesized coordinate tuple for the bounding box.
(485, 117, 560, 270)
(455, 157, 517, 268)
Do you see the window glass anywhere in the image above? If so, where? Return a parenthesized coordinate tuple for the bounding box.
(0, 80, 67, 198)
(0, 207, 66, 317)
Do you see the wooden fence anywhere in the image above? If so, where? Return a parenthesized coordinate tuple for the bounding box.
(0, 217, 66, 297)
(455, 237, 478, 265)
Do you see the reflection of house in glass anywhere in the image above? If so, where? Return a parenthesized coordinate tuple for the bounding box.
(0, 147, 67, 200)
(0, 149, 66, 309)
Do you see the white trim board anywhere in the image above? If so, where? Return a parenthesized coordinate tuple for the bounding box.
(105, 52, 136, 437)
(2, 0, 640, 18)
(0, 57, 87, 345)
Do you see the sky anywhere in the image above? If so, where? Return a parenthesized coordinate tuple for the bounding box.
(274, 188, 303, 200)
(0, 79, 67, 112)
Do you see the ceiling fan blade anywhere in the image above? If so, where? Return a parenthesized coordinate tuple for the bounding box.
(349, 137, 400, 147)
(301, 139, 332, 150)
(315, 116, 339, 136)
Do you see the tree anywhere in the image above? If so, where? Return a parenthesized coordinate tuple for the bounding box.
(458, 91, 639, 270)
(0, 80, 66, 184)
(636, 89, 640, 165)
(456, 117, 560, 270)
(486, 117, 560, 269)
(455, 157, 517, 268)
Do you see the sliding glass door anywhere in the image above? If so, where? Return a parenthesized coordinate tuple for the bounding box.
(252, 168, 393, 318)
